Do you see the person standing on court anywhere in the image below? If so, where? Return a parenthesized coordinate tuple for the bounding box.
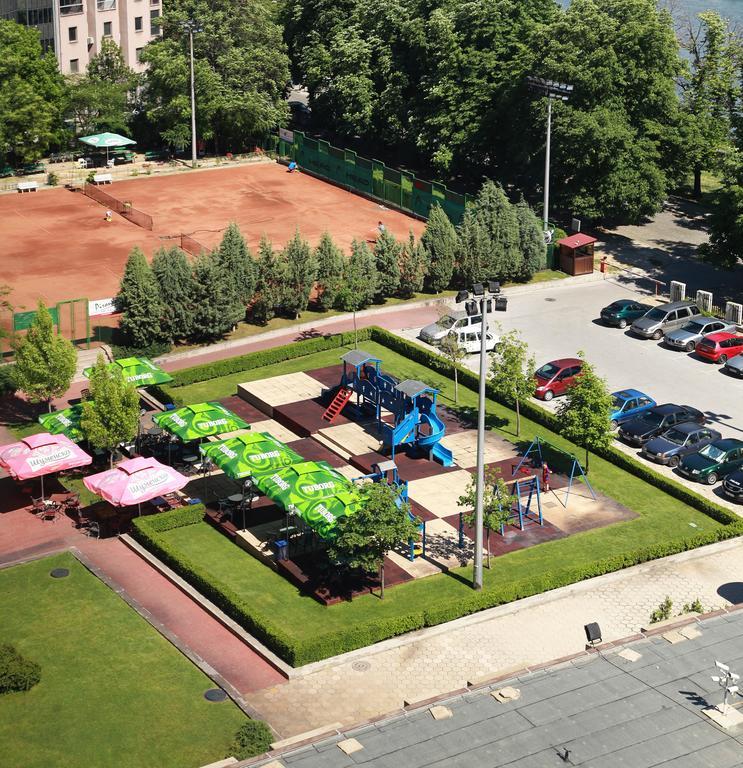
(104, 209, 112, 222)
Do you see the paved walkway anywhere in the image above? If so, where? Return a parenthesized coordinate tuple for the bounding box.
(248, 539, 743, 738)
(252, 608, 743, 768)
(0, 509, 285, 696)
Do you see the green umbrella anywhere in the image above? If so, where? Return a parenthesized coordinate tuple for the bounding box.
(38, 404, 87, 443)
(83, 357, 173, 387)
(255, 461, 361, 538)
(200, 432, 303, 479)
(79, 132, 136, 163)
(153, 402, 249, 441)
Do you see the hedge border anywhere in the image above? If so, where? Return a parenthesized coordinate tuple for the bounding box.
(130, 326, 743, 666)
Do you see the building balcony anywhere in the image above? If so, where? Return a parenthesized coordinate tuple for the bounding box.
(97, 0, 116, 10)
(59, 1, 83, 15)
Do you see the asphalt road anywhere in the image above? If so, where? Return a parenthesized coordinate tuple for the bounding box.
(401, 277, 743, 438)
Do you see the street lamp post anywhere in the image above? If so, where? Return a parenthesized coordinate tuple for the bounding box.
(181, 20, 202, 169)
(456, 281, 501, 590)
(526, 76, 573, 233)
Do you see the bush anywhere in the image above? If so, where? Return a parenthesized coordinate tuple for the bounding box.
(142, 505, 206, 533)
(110, 340, 172, 360)
(0, 364, 17, 396)
(46, 171, 58, 187)
(0, 644, 41, 694)
(228, 720, 273, 759)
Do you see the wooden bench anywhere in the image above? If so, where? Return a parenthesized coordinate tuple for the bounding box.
(92, 173, 112, 185)
(17, 181, 38, 193)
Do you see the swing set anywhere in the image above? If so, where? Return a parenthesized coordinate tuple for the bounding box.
(513, 436, 596, 508)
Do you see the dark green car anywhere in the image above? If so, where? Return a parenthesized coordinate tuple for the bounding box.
(600, 299, 652, 329)
(678, 438, 743, 485)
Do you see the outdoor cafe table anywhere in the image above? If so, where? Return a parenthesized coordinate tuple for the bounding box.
(227, 494, 244, 503)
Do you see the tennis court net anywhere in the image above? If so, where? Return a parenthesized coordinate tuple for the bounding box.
(83, 183, 154, 231)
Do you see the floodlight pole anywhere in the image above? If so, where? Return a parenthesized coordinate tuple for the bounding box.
(188, 24, 197, 169)
(473, 298, 488, 590)
(543, 96, 552, 233)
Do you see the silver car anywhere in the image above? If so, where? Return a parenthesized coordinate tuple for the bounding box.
(631, 301, 702, 340)
(724, 354, 743, 377)
(664, 318, 737, 352)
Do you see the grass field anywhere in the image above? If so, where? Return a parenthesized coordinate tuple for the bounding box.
(0, 553, 246, 768)
(156, 339, 724, 661)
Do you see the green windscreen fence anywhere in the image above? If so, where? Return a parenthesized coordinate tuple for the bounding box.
(281, 131, 471, 224)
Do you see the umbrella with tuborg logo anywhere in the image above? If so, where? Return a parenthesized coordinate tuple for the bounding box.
(83, 357, 173, 387)
(153, 402, 249, 442)
(199, 432, 303, 479)
(254, 461, 362, 538)
(0, 433, 92, 500)
(83, 456, 188, 515)
(38, 403, 87, 443)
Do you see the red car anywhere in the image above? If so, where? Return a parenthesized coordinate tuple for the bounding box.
(696, 332, 743, 364)
(533, 357, 583, 401)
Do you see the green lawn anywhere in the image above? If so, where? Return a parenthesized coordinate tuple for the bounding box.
(157, 339, 724, 661)
(0, 553, 246, 768)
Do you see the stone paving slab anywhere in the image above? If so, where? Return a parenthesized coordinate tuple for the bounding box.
(249, 419, 302, 444)
(406, 469, 473, 518)
(439, 430, 515, 469)
(238, 373, 326, 415)
(318, 422, 383, 456)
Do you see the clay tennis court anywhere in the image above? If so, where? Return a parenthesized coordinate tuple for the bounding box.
(0, 161, 425, 310)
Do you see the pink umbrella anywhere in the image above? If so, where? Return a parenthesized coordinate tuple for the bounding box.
(83, 456, 188, 514)
(0, 433, 92, 500)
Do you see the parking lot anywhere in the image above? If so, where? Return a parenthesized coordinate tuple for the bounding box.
(399, 277, 743, 509)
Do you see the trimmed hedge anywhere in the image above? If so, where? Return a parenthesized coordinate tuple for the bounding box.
(228, 720, 273, 760)
(167, 330, 369, 389)
(0, 644, 41, 694)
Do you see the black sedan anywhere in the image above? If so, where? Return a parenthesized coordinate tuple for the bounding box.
(723, 469, 743, 502)
(618, 404, 705, 447)
(641, 422, 721, 468)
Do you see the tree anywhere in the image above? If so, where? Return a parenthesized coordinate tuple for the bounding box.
(280, 230, 317, 318)
(455, 209, 490, 286)
(87, 38, 137, 86)
(141, 0, 290, 152)
(214, 222, 257, 324)
(679, 11, 740, 199)
(439, 333, 467, 404)
(472, 180, 522, 280)
(190, 252, 234, 341)
(327, 481, 419, 598)
(314, 231, 345, 311)
(0, 20, 65, 165)
(336, 239, 378, 345)
(115, 247, 165, 350)
(489, 330, 536, 437)
(555, 352, 614, 472)
(515, 198, 545, 279)
(421, 204, 457, 293)
(459, 467, 518, 569)
(151, 246, 195, 342)
(373, 230, 401, 300)
(700, 174, 743, 269)
(13, 301, 76, 411)
(0, 284, 13, 342)
(397, 231, 427, 298)
(251, 236, 282, 325)
(80, 354, 139, 467)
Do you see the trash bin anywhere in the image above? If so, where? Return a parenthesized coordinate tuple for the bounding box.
(273, 539, 288, 561)
(495, 296, 508, 312)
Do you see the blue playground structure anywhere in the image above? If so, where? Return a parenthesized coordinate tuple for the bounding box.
(330, 350, 454, 467)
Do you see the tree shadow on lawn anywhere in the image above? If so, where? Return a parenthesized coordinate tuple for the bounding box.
(0, 394, 43, 426)
(452, 405, 508, 433)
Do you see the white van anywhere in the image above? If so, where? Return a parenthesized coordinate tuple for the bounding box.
(419, 299, 498, 346)
(452, 330, 499, 354)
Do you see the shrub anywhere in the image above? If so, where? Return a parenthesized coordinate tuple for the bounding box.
(650, 596, 673, 623)
(0, 364, 17, 396)
(0, 644, 41, 694)
(110, 340, 172, 359)
(227, 720, 273, 759)
(46, 171, 58, 187)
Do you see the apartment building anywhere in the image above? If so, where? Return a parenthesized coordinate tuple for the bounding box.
(0, 0, 161, 73)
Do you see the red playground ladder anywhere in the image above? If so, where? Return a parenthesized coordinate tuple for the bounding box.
(322, 387, 352, 423)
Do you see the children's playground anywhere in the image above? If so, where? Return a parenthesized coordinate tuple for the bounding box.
(199, 350, 636, 604)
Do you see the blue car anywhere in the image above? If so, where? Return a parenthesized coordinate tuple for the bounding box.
(610, 389, 656, 430)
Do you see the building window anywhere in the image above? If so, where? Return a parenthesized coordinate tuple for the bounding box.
(150, 0, 159, 5)
(134, 16, 142, 31)
(136, 47, 143, 62)
(97, 0, 116, 9)
(150, 8, 160, 34)
(68, 26, 77, 42)
(103, 21, 112, 36)
(19, 7, 54, 24)
(70, 59, 79, 73)
(59, 1, 83, 15)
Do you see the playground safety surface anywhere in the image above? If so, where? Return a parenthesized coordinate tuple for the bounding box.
(204, 364, 636, 603)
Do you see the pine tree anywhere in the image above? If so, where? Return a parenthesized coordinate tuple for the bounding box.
(151, 246, 195, 342)
(314, 231, 345, 311)
(514, 198, 545, 280)
(215, 222, 258, 321)
(421, 204, 457, 292)
(13, 301, 77, 410)
(280, 230, 317, 318)
(397, 231, 426, 297)
(251, 236, 282, 325)
(373, 230, 401, 300)
(455, 211, 490, 286)
(190, 252, 234, 341)
(336, 239, 377, 311)
(80, 354, 139, 467)
(472, 180, 522, 280)
(115, 247, 164, 349)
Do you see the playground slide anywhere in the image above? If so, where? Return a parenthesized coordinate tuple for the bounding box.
(418, 412, 455, 467)
(382, 409, 419, 447)
(430, 441, 454, 467)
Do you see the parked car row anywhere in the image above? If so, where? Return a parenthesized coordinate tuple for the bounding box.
(600, 298, 743, 376)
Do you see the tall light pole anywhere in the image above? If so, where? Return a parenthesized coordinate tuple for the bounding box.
(456, 280, 501, 591)
(526, 77, 573, 233)
(181, 20, 202, 169)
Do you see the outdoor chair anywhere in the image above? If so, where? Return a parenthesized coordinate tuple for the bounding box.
(85, 521, 101, 538)
(29, 497, 46, 516)
(40, 504, 59, 523)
